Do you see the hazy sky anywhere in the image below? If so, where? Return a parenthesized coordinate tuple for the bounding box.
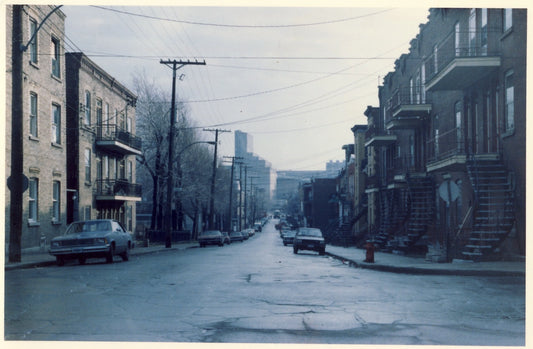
(61, 4, 431, 171)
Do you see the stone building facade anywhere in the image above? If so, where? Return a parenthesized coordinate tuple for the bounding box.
(5, 5, 67, 250)
(65, 52, 142, 232)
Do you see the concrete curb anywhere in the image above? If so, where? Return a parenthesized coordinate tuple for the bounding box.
(4, 243, 198, 271)
(326, 252, 526, 277)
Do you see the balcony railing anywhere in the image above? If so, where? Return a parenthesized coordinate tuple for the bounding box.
(424, 29, 501, 90)
(392, 155, 426, 175)
(94, 179, 142, 201)
(96, 124, 142, 155)
(365, 125, 397, 147)
(390, 86, 432, 111)
(426, 127, 467, 171)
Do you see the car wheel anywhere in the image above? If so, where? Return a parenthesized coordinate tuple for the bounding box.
(293, 247, 298, 254)
(284, 242, 287, 246)
(319, 249, 325, 256)
(78, 257, 86, 265)
(121, 245, 130, 261)
(219, 242, 224, 247)
(56, 256, 65, 266)
(106, 245, 114, 263)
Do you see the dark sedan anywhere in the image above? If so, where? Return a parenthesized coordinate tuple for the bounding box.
(229, 231, 245, 242)
(49, 219, 133, 266)
(293, 227, 326, 255)
(198, 230, 224, 247)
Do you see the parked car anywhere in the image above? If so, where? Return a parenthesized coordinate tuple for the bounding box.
(253, 222, 262, 232)
(293, 228, 326, 255)
(282, 230, 296, 246)
(221, 232, 231, 245)
(49, 219, 133, 266)
(229, 231, 245, 243)
(239, 229, 250, 240)
(198, 230, 224, 247)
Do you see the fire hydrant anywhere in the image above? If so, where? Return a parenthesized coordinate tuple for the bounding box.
(364, 242, 375, 263)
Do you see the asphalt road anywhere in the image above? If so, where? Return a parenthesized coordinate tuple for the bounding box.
(4, 221, 525, 345)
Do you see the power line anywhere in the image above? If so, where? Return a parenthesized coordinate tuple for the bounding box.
(91, 6, 394, 28)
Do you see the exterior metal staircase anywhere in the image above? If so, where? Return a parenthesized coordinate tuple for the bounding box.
(404, 175, 435, 248)
(462, 157, 515, 260)
(374, 188, 409, 249)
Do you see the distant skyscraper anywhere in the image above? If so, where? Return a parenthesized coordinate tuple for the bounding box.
(234, 130, 276, 202)
(235, 130, 253, 159)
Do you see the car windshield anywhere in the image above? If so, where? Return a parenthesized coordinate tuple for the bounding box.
(66, 221, 111, 235)
(298, 229, 322, 237)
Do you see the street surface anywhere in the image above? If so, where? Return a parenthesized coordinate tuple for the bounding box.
(4, 220, 525, 345)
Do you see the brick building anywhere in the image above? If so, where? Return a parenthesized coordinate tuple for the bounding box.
(365, 8, 526, 261)
(5, 6, 142, 253)
(5, 5, 67, 250)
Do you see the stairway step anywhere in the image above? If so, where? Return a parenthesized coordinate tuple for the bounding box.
(462, 251, 483, 256)
(465, 244, 493, 249)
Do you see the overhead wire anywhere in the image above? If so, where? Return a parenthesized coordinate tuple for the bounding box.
(90, 6, 394, 28)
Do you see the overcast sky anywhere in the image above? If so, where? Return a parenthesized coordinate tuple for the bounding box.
(61, 4, 432, 171)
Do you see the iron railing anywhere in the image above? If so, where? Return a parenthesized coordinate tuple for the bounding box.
(94, 179, 142, 198)
(424, 28, 502, 84)
(96, 124, 142, 151)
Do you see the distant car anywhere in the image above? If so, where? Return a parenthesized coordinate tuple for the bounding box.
(49, 219, 133, 266)
(282, 230, 296, 246)
(239, 230, 250, 240)
(293, 228, 326, 255)
(221, 232, 231, 245)
(198, 230, 224, 247)
(229, 231, 245, 242)
(253, 222, 262, 232)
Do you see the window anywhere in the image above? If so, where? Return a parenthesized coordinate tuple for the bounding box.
(105, 103, 110, 125)
(469, 9, 476, 56)
(30, 92, 38, 137)
(103, 155, 109, 179)
(127, 116, 132, 133)
(504, 9, 513, 31)
(84, 206, 91, 221)
(84, 91, 91, 126)
(119, 159, 125, 179)
(52, 181, 60, 223)
(481, 9, 488, 54)
(128, 160, 133, 182)
(51, 36, 60, 78)
(96, 99, 103, 126)
(455, 22, 461, 56)
(434, 114, 440, 157)
(505, 70, 514, 131)
(85, 148, 91, 182)
(52, 103, 61, 144)
(29, 178, 39, 222)
(29, 18, 38, 64)
(455, 101, 463, 152)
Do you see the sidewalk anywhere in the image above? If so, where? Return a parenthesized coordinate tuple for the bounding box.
(326, 245, 525, 277)
(4, 242, 525, 277)
(4, 241, 198, 271)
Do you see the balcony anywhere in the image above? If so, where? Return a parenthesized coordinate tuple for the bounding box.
(94, 179, 142, 202)
(386, 87, 432, 130)
(425, 29, 501, 91)
(426, 128, 467, 172)
(365, 125, 397, 148)
(96, 124, 142, 156)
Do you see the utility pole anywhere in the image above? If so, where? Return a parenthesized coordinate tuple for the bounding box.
(160, 59, 205, 247)
(203, 128, 230, 229)
(223, 156, 242, 232)
(238, 164, 244, 231)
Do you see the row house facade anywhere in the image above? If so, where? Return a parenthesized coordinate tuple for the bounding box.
(65, 52, 142, 233)
(5, 5, 142, 252)
(5, 5, 67, 250)
(364, 8, 526, 261)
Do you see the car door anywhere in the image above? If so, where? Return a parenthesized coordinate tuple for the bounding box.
(112, 221, 128, 253)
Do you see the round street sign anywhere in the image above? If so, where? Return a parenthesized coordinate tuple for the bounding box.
(438, 180, 459, 204)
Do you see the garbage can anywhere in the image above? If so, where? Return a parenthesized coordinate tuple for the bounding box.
(364, 242, 375, 263)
